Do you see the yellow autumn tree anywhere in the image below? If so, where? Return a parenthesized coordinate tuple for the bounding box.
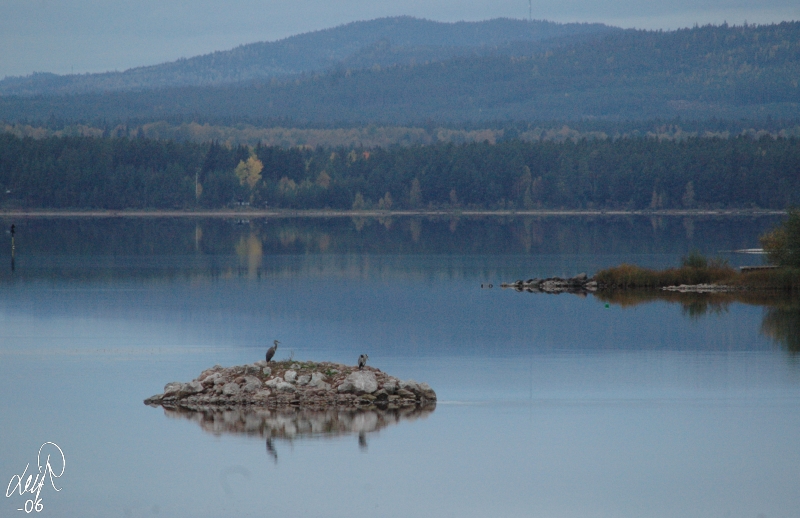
(234, 155, 263, 190)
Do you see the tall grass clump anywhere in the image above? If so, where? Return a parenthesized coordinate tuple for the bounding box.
(595, 252, 736, 288)
(732, 268, 800, 290)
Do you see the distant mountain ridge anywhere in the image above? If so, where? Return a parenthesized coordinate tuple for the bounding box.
(0, 17, 617, 96)
(1, 21, 797, 123)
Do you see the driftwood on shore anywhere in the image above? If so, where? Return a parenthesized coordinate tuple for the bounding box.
(144, 360, 436, 412)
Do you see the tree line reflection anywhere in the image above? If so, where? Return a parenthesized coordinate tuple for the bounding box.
(595, 290, 800, 353)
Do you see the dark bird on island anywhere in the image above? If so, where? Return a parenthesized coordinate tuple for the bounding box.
(358, 354, 368, 370)
(266, 340, 280, 362)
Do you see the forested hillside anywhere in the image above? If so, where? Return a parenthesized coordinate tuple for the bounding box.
(1, 22, 797, 123)
(1, 133, 797, 210)
(0, 17, 615, 96)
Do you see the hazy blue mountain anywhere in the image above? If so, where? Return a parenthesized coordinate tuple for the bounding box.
(0, 17, 616, 96)
(1, 22, 797, 124)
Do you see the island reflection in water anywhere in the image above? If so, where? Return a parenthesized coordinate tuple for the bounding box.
(162, 403, 436, 461)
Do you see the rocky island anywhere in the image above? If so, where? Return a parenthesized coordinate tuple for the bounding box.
(144, 360, 437, 412)
(501, 273, 597, 293)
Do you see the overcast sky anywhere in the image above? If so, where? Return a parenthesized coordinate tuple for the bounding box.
(1, 0, 798, 79)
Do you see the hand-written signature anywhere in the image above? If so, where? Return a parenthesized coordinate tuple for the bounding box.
(5, 442, 65, 513)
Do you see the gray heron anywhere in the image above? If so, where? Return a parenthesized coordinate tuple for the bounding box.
(358, 354, 368, 370)
(266, 340, 280, 362)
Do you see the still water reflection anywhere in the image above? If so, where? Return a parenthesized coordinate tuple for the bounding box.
(1, 215, 799, 518)
(162, 404, 436, 462)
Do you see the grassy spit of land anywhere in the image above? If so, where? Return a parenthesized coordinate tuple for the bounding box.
(595, 258, 800, 291)
(596, 209, 800, 291)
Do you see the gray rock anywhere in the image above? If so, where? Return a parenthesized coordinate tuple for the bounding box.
(308, 372, 331, 390)
(185, 381, 204, 395)
(396, 389, 416, 398)
(275, 381, 296, 393)
(244, 364, 261, 376)
(163, 382, 184, 397)
(418, 382, 437, 400)
(252, 389, 271, 401)
(222, 383, 241, 396)
(382, 381, 397, 394)
(241, 376, 262, 393)
(144, 394, 164, 404)
(290, 363, 300, 370)
(296, 374, 311, 386)
(262, 367, 272, 377)
(400, 380, 421, 393)
(574, 272, 588, 281)
(201, 372, 224, 386)
(337, 371, 378, 394)
(265, 378, 281, 389)
(284, 370, 297, 383)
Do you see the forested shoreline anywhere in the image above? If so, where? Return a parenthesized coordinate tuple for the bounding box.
(1, 132, 798, 210)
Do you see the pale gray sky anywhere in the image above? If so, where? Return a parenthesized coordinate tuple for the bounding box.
(1, 0, 798, 78)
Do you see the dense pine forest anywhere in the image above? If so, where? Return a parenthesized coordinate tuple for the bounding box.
(1, 132, 798, 210)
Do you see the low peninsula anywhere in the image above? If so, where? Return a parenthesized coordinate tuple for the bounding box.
(144, 360, 437, 412)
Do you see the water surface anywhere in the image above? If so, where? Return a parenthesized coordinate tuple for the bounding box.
(1, 215, 798, 518)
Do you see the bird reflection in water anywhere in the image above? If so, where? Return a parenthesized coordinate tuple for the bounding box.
(266, 437, 278, 464)
(161, 404, 436, 463)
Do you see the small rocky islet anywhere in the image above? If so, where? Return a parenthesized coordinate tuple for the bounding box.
(144, 360, 437, 412)
(500, 273, 597, 293)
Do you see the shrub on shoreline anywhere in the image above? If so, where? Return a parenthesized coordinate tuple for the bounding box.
(761, 208, 800, 267)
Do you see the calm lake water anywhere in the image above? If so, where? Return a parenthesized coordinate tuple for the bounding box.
(1, 215, 799, 518)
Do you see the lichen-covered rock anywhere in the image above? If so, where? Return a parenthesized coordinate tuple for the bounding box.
(383, 381, 398, 394)
(337, 371, 378, 394)
(201, 372, 223, 386)
(418, 382, 437, 400)
(308, 375, 331, 390)
(252, 389, 271, 401)
(185, 381, 204, 395)
(400, 380, 421, 393)
(164, 382, 184, 397)
(275, 381, 296, 393)
(241, 376, 262, 393)
(396, 389, 415, 398)
(222, 382, 241, 396)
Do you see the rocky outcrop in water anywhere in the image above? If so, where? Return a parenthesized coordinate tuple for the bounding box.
(144, 360, 436, 412)
(501, 273, 597, 293)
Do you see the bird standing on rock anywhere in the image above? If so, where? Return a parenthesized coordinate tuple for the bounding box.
(358, 354, 368, 370)
(266, 340, 280, 362)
